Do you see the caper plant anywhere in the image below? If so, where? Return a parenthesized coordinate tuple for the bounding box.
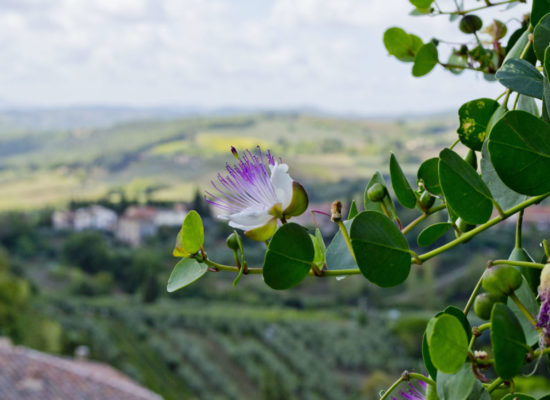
(168, 0, 550, 398)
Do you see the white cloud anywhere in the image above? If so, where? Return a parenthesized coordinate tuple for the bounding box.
(0, 0, 531, 115)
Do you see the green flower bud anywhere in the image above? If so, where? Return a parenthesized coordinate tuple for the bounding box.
(482, 266, 523, 297)
(474, 292, 506, 320)
(226, 232, 240, 251)
(459, 15, 483, 34)
(367, 183, 386, 202)
(456, 217, 475, 233)
(283, 181, 309, 217)
(484, 19, 507, 40)
(419, 191, 435, 210)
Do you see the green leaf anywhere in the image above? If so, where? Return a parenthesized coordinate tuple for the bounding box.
(496, 58, 544, 99)
(348, 200, 358, 219)
(418, 157, 442, 195)
(263, 223, 314, 290)
(173, 210, 204, 256)
(486, 104, 508, 134)
(504, 29, 530, 63)
(311, 230, 326, 269)
(350, 211, 411, 287)
(390, 153, 417, 208)
(438, 148, 493, 225)
(363, 171, 399, 222)
(426, 313, 469, 374)
(167, 258, 208, 292)
(501, 394, 536, 400)
(491, 303, 528, 379)
(422, 332, 438, 380)
(417, 222, 452, 247)
(409, 0, 433, 9)
(443, 306, 472, 341)
(325, 219, 358, 270)
(436, 364, 476, 400)
(383, 27, 423, 62)
(480, 141, 527, 211)
(532, 0, 550, 27)
(508, 276, 540, 346)
(543, 47, 550, 120)
(517, 94, 540, 117)
(412, 42, 438, 77)
(534, 13, 550, 60)
(488, 110, 550, 196)
(457, 98, 500, 151)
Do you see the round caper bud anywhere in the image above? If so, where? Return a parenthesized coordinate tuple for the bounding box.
(482, 266, 523, 297)
(419, 191, 435, 210)
(473, 292, 505, 320)
(367, 183, 386, 202)
(459, 15, 483, 34)
(226, 232, 240, 251)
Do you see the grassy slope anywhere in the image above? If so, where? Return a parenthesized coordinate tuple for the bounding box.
(0, 113, 456, 210)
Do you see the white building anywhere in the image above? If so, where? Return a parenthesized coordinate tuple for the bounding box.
(52, 206, 117, 232)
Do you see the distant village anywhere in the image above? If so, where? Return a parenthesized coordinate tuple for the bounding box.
(51, 200, 550, 247)
(52, 204, 188, 246)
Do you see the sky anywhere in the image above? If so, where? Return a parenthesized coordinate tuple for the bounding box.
(0, 0, 531, 116)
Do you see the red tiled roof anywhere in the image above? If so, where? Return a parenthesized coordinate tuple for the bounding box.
(0, 338, 162, 400)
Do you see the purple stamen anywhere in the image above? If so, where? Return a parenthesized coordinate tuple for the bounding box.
(205, 147, 285, 218)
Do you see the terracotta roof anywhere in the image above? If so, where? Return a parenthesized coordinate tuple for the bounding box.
(0, 338, 162, 400)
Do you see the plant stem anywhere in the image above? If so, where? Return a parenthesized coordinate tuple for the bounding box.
(490, 259, 545, 269)
(435, 0, 518, 15)
(464, 275, 484, 315)
(512, 92, 521, 110)
(337, 220, 356, 263)
(379, 377, 405, 400)
(449, 138, 460, 150)
(515, 210, 523, 249)
(204, 258, 361, 277)
(417, 193, 550, 263)
(486, 377, 504, 393)
(543, 239, 550, 260)
(407, 372, 436, 386)
(402, 204, 446, 235)
(509, 292, 538, 328)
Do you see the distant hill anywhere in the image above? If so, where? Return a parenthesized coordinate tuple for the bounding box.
(0, 110, 457, 210)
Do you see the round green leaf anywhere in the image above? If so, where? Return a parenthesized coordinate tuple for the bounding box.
(418, 157, 442, 195)
(480, 141, 527, 211)
(488, 110, 550, 196)
(325, 219, 358, 270)
(457, 98, 500, 151)
(439, 148, 493, 225)
(390, 153, 416, 209)
(409, 0, 433, 9)
(167, 258, 208, 292)
(501, 394, 536, 400)
(496, 59, 544, 99)
(532, 0, 550, 27)
(350, 211, 410, 287)
(174, 210, 204, 256)
(412, 42, 439, 77)
(436, 364, 476, 400)
(262, 223, 314, 290)
(534, 13, 550, 60)
(426, 314, 469, 374)
(383, 27, 423, 62)
(422, 333, 438, 380)
(417, 222, 452, 247)
(491, 303, 528, 380)
(443, 306, 472, 341)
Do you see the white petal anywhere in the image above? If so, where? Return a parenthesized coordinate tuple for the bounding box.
(269, 162, 293, 209)
(226, 207, 273, 231)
